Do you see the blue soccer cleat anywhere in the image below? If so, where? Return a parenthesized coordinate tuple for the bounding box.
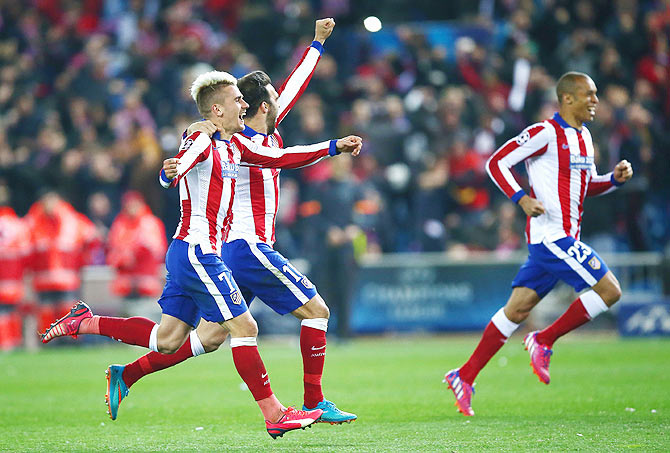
(105, 364, 129, 420)
(303, 399, 357, 424)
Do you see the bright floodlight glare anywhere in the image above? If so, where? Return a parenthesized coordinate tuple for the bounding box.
(364, 16, 382, 33)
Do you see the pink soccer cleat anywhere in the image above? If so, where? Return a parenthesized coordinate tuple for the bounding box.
(40, 301, 92, 343)
(523, 331, 553, 384)
(266, 406, 323, 439)
(444, 369, 475, 416)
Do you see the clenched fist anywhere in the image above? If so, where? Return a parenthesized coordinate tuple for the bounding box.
(315, 18, 335, 43)
(335, 135, 363, 156)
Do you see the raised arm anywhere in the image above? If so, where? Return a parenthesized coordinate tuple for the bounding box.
(276, 18, 335, 125)
(234, 133, 361, 169)
(158, 131, 212, 188)
(486, 123, 550, 217)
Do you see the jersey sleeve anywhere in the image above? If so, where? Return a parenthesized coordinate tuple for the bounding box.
(276, 41, 323, 126)
(486, 123, 550, 202)
(158, 131, 211, 189)
(234, 134, 336, 169)
(586, 169, 619, 197)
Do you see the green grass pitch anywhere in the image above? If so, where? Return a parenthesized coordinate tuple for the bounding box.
(1, 335, 668, 452)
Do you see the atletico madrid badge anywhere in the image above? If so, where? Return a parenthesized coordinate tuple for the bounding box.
(588, 257, 601, 270)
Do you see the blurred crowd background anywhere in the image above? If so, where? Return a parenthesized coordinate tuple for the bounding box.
(0, 0, 669, 344)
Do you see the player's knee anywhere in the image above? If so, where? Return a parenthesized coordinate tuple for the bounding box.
(505, 305, 532, 324)
(602, 282, 622, 306)
(307, 299, 330, 319)
(157, 335, 185, 354)
(508, 310, 530, 324)
(200, 331, 227, 352)
(297, 295, 330, 320)
(234, 317, 258, 338)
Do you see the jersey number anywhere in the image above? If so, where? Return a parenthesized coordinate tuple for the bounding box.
(567, 241, 592, 263)
(218, 272, 234, 287)
(282, 263, 303, 282)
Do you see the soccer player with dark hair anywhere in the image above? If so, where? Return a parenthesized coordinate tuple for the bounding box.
(41, 60, 362, 437)
(444, 71, 633, 416)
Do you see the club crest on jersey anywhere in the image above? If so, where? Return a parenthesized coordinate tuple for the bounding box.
(181, 138, 194, 151)
(515, 130, 530, 145)
(301, 277, 314, 289)
(221, 161, 239, 179)
(230, 290, 242, 305)
(588, 257, 601, 270)
(570, 154, 593, 170)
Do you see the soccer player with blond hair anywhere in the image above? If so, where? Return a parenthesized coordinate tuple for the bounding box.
(42, 53, 362, 437)
(96, 18, 357, 426)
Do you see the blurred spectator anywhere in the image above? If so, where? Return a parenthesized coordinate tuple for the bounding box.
(24, 190, 101, 334)
(107, 191, 166, 299)
(0, 182, 29, 349)
(0, 0, 667, 291)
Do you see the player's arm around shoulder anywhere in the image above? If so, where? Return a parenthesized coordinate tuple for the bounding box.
(160, 124, 216, 187)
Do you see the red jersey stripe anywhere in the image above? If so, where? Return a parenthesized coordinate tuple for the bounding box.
(221, 142, 236, 242)
(177, 180, 192, 239)
(205, 143, 223, 252)
(548, 119, 572, 237)
(575, 131, 589, 237)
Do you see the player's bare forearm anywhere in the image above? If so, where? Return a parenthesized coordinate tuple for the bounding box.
(613, 159, 633, 184)
(163, 158, 179, 179)
(187, 120, 217, 137)
(518, 195, 545, 217)
(314, 18, 335, 43)
(336, 135, 363, 156)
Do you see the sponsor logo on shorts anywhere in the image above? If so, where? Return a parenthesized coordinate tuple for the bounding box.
(181, 138, 194, 151)
(230, 290, 242, 305)
(588, 257, 601, 270)
(301, 277, 314, 289)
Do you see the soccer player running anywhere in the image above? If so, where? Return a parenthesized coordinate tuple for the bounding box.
(111, 18, 357, 425)
(42, 67, 362, 437)
(444, 72, 633, 416)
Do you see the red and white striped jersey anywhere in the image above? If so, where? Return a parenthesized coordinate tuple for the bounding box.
(227, 41, 324, 245)
(160, 130, 336, 255)
(486, 113, 620, 244)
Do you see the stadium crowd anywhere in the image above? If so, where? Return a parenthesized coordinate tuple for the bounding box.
(1, 0, 669, 344)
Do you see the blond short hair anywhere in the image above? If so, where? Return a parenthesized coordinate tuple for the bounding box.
(190, 70, 237, 116)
